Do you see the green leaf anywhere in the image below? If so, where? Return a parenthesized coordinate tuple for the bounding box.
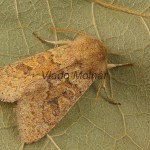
(0, 0, 150, 149)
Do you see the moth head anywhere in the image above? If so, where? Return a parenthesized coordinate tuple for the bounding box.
(79, 35, 107, 68)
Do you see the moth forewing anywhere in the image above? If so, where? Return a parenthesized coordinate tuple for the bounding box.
(0, 35, 131, 143)
(15, 36, 108, 143)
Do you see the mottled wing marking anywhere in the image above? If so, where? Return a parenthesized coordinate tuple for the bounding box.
(17, 76, 90, 143)
(0, 45, 77, 103)
(0, 35, 107, 143)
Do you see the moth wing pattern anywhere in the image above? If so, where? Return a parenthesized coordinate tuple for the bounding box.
(0, 35, 107, 104)
(17, 73, 95, 143)
(0, 35, 108, 143)
(17, 79, 50, 143)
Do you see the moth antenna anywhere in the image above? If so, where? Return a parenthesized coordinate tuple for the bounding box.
(96, 74, 105, 101)
(107, 63, 133, 69)
(33, 32, 71, 45)
(49, 27, 86, 36)
(94, 0, 150, 18)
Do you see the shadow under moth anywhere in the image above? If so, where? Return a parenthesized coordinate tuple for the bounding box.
(0, 34, 132, 144)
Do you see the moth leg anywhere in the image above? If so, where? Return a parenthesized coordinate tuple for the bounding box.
(33, 32, 71, 45)
(107, 63, 133, 69)
(102, 63, 133, 105)
(96, 73, 121, 105)
(102, 78, 121, 105)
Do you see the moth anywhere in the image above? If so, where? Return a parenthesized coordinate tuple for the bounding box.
(0, 33, 131, 144)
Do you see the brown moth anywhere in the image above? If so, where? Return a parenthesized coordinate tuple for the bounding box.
(0, 34, 131, 143)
